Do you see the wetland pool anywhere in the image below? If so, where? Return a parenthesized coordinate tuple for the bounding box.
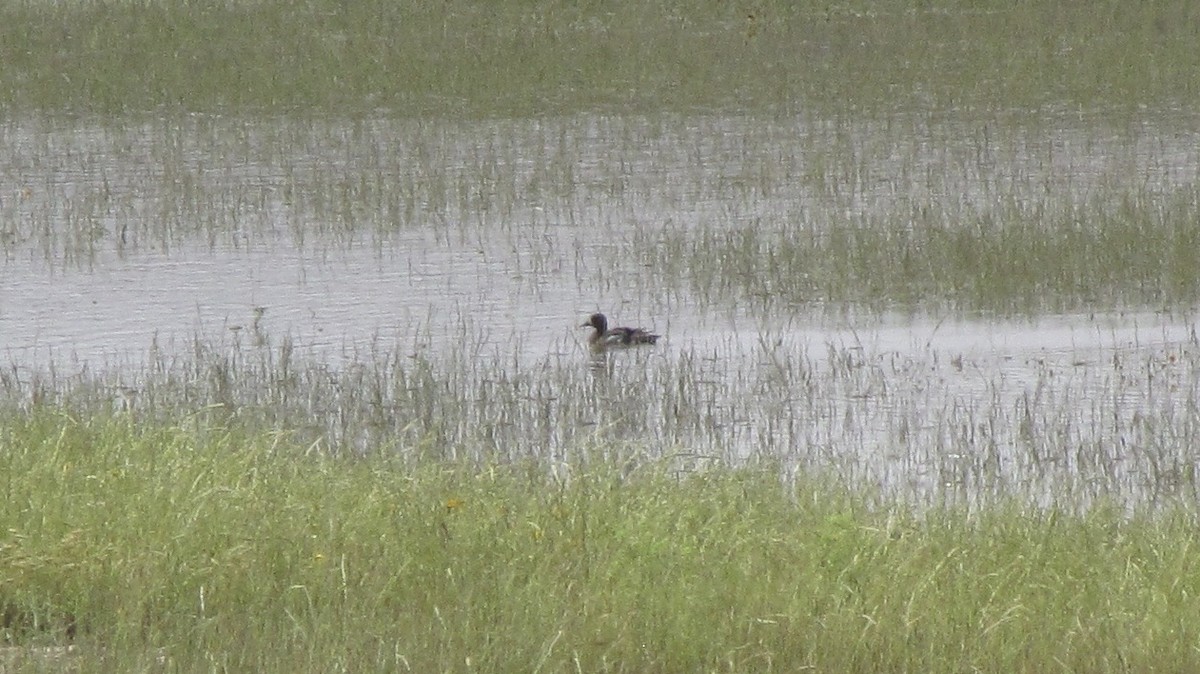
(2, 109, 1199, 509)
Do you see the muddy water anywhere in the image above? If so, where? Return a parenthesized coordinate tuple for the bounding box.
(2, 111, 1198, 507)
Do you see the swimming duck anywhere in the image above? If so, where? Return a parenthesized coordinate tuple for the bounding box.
(581, 313, 660, 349)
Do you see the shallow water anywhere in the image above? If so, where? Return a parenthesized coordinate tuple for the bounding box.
(2, 110, 1198, 508)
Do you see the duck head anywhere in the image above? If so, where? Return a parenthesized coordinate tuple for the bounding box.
(581, 313, 608, 332)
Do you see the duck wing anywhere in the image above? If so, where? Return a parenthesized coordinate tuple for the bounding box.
(610, 326, 659, 345)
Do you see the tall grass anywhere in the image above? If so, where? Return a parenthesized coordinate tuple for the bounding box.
(5, 112, 1198, 314)
(2, 411, 1199, 671)
(644, 186, 1200, 313)
(1, 1, 1198, 115)
(3, 320, 1199, 512)
(5, 3, 1200, 666)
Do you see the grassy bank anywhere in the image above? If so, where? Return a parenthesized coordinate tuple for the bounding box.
(2, 411, 1198, 672)
(2, 0, 1198, 115)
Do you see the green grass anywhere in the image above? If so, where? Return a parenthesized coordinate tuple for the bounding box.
(641, 186, 1200, 314)
(4, 2, 1200, 666)
(5, 319, 1199, 512)
(2, 0, 1199, 115)
(2, 410, 1199, 671)
(5, 110, 1196, 316)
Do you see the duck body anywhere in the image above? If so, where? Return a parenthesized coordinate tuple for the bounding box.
(582, 313, 660, 350)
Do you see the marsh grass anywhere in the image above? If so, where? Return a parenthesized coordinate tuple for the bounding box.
(2, 1, 1199, 115)
(3, 319, 1199, 513)
(5, 3, 1200, 664)
(646, 185, 1200, 314)
(2, 411, 1199, 672)
(5, 111, 1198, 316)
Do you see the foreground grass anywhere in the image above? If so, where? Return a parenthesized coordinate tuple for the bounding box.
(1, 0, 1198, 114)
(2, 411, 1199, 671)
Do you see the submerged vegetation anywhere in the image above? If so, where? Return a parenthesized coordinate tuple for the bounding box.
(4, 323, 1199, 512)
(2, 413, 1200, 672)
(649, 188, 1200, 313)
(4, 112, 1199, 315)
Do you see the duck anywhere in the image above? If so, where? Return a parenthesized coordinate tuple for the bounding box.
(581, 313, 660, 350)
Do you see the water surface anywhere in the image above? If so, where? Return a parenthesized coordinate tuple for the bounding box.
(3, 110, 1198, 508)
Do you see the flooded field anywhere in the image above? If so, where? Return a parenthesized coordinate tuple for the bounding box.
(8, 3, 1200, 670)
(3, 110, 1198, 510)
